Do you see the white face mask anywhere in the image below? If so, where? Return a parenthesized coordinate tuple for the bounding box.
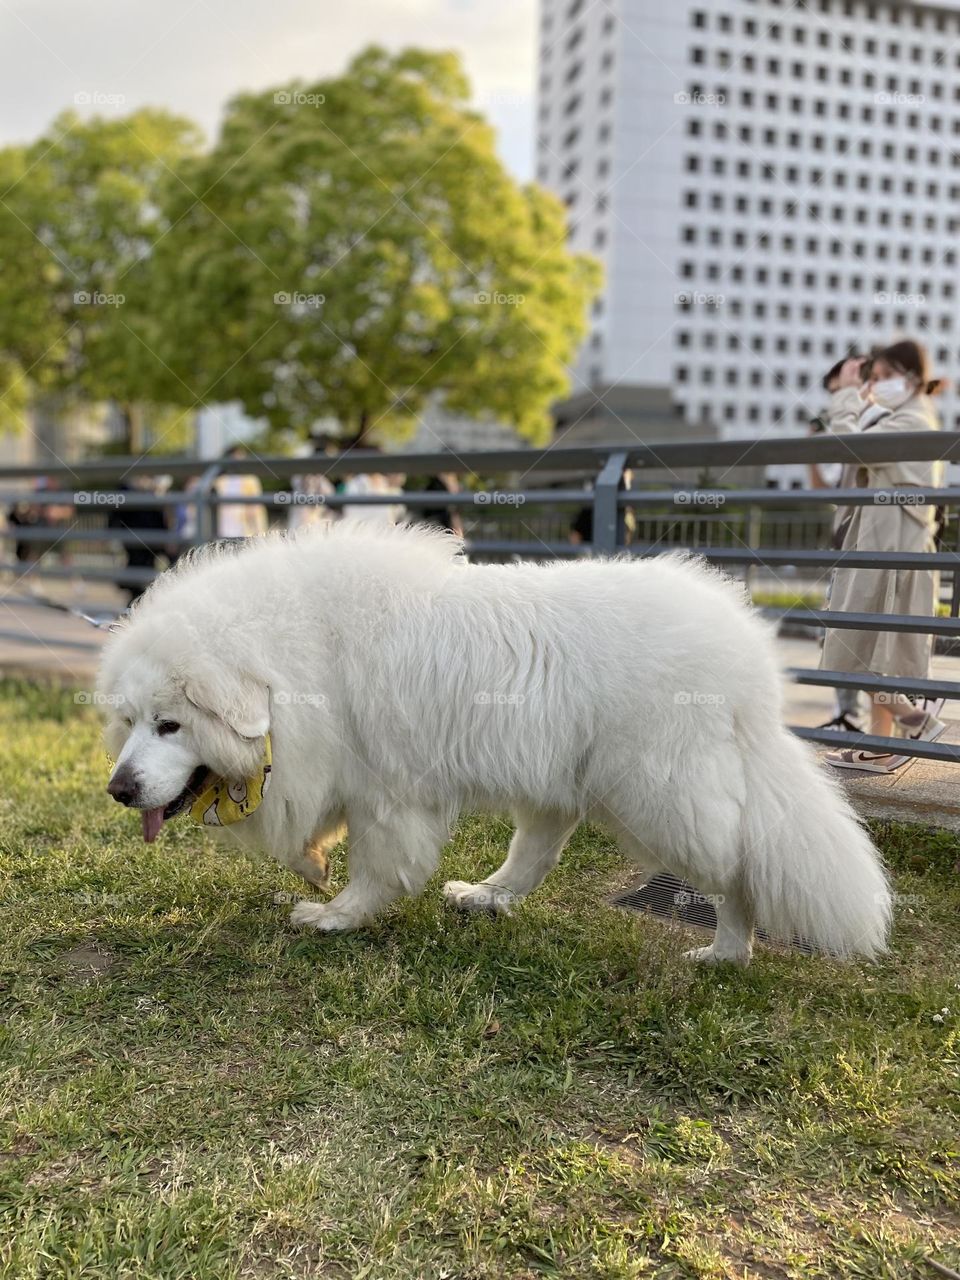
(871, 376, 914, 408)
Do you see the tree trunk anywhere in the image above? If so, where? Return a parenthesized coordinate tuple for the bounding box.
(350, 411, 371, 449)
(119, 402, 145, 455)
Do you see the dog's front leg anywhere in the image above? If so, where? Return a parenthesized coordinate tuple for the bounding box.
(289, 806, 447, 933)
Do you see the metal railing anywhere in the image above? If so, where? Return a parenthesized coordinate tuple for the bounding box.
(2, 430, 960, 764)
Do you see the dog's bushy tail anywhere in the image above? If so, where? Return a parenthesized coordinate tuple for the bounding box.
(738, 719, 891, 957)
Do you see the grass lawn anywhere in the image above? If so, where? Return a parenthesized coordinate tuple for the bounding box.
(0, 679, 958, 1279)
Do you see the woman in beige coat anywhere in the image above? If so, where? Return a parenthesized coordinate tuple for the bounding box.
(821, 339, 945, 772)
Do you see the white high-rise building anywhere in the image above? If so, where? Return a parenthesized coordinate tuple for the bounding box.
(536, 0, 960, 450)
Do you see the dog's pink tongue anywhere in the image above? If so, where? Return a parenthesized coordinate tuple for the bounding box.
(142, 807, 166, 844)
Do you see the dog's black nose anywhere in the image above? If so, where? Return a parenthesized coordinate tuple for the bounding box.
(107, 771, 139, 807)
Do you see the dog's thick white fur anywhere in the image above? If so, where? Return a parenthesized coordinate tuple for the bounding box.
(98, 523, 891, 966)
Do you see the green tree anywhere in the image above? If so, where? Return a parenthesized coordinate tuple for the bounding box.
(141, 46, 601, 445)
(0, 109, 202, 448)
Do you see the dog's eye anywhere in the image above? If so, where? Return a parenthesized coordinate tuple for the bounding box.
(156, 720, 181, 736)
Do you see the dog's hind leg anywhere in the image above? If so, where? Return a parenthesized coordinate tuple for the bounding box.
(289, 806, 447, 933)
(684, 881, 754, 967)
(442, 810, 578, 916)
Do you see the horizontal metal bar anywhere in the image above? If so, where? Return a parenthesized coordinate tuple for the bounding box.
(3, 527, 186, 548)
(0, 488, 592, 510)
(778, 609, 960, 636)
(791, 724, 960, 764)
(788, 667, 960, 700)
(627, 545, 960, 569)
(0, 490, 188, 508)
(5, 484, 956, 512)
(3, 431, 960, 483)
(619, 486, 960, 507)
(463, 541, 960, 567)
(0, 561, 156, 585)
(626, 430, 960, 470)
(462, 540, 585, 557)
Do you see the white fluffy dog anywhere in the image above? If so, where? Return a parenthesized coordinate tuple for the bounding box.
(98, 523, 891, 966)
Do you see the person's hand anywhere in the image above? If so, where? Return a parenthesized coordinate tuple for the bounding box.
(837, 357, 864, 389)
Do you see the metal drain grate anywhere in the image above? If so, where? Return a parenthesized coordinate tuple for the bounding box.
(610, 872, 814, 955)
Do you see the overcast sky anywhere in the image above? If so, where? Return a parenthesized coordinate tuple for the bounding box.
(0, 0, 538, 177)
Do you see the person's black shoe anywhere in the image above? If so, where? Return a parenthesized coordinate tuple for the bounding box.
(818, 713, 866, 734)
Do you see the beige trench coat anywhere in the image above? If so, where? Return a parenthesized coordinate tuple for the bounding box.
(820, 388, 941, 679)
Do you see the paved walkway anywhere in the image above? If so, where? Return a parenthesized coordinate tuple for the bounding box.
(2, 588, 958, 830)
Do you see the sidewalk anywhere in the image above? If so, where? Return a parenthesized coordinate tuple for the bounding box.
(779, 636, 960, 831)
(2, 593, 959, 829)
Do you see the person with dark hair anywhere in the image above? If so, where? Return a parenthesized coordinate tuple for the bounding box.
(819, 338, 946, 772)
(410, 472, 463, 537)
(107, 476, 169, 603)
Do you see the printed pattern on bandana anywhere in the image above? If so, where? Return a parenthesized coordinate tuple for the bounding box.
(190, 734, 272, 827)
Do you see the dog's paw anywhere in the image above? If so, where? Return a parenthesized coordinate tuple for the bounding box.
(289, 900, 361, 933)
(442, 880, 515, 917)
(684, 944, 751, 968)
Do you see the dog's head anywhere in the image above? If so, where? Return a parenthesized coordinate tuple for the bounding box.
(99, 636, 270, 842)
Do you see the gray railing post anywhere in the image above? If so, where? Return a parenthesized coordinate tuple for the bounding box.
(194, 463, 222, 546)
(593, 450, 628, 552)
(746, 502, 762, 594)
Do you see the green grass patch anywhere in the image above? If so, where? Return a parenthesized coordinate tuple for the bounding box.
(0, 679, 958, 1278)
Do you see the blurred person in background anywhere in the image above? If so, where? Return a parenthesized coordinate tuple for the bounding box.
(407, 471, 464, 537)
(818, 339, 946, 772)
(289, 435, 339, 531)
(107, 475, 169, 604)
(7, 489, 44, 566)
(806, 352, 884, 735)
(342, 446, 406, 525)
(216, 444, 268, 539)
(569, 472, 636, 548)
(172, 474, 200, 557)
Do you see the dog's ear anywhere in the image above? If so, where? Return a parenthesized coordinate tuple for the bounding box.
(181, 659, 270, 740)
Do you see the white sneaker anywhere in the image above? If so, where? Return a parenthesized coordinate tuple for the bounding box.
(895, 710, 946, 744)
(825, 747, 910, 774)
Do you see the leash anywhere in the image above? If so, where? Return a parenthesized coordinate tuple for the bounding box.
(15, 589, 124, 632)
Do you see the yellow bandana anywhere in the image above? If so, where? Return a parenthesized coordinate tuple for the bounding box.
(190, 734, 272, 828)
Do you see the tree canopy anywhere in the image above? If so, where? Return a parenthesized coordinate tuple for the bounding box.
(0, 48, 601, 449)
